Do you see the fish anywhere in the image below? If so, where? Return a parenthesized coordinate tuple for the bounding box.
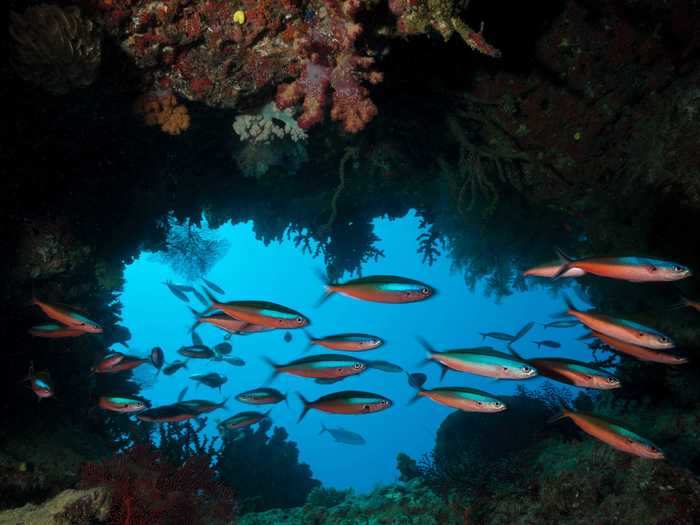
(479, 332, 514, 342)
(676, 295, 700, 313)
(319, 274, 436, 305)
(99, 396, 150, 413)
(93, 353, 150, 374)
(162, 360, 188, 375)
(31, 298, 103, 333)
(93, 352, 125, 373)
(264, 354, 368, 381)
(150, 347, 164, 369)
(190, 309, 273, 335)
(541, 320, 579, 329)
(191, 288, 208, 307)
(305, 331, 384, 352)
(533, 340, 561, 349)
(418, 337, 538, 380)
(25, 364, 54, 399)
(510, 322, 535, 344)
(366, 360, 403, 373)
(201, 277, 225, 294)
(297, 391, 392, 422)
(214, 342, 232, 355)
(218, 410, 270, 430)
(561, 296, 674, 350)
(523, 261, 586, 278)
(178, 345, 216, 359)
(223, 357, 246, 367)
(550, 405, 664, 459)
(165, 281, 190, 302)
(283, 331, 292, 343)
(137, 404, 198, 423)
(28, 323, 87, 338)
(201, 288, 310, 329)
(528, 358, 620, 389)
(591, 331, 688, 365)
(191, 331, 204, 346)
(406, 372, 506, 412)
(190, 372, 228, 390)
(319, 423, 366, 445)
(236, 388, 288, 406)
(552, 250, 691, 282)
(175, 398, 228, 414)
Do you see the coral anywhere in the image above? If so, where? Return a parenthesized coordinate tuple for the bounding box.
(396, 452, 421, 482)
(0, 487, 111, 525)
(305, 486, 352, 507)
(236, 141, 308, 178)
(133, 91, 191, 135)
(233, 102, 308, 144)
(217, 419, 320, 513)
(10, 5, 101, 94)
(275, 0, 383, 133)
(80, 444, 236, 525)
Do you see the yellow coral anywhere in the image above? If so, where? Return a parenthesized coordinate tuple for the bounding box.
(133, 93, 190, 135)
(232, 10, 245, 24)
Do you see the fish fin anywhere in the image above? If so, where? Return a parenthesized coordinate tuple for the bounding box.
(550, 294, 577, 319)
(506, 345, 525, 360)
(303, 329, 315, 352)
(551, 247, 575, 280)
(200, 287, 220, 312)
(479, 333, 486, 341)
(262, 356, 280, 384)
(577, 331, 595, 340)
(416, 336, 437, 355)
(177, 386, 189, 402)
(284, 391, 289, 408)
(201, 277, 225, 295)
(297, 393, 311, 423)
(219, 396, 230, 409)
(547, 403, 572, 424)
(314, 268, 335, 306)
(319, 423, 328, 435)
(263, 408, 272, 419)
(439, 364, 449, 382)
(407, 392, 423, 405)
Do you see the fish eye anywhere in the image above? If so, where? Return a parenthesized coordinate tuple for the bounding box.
(502, 366, 509, 371)
(421, 287, 430, 295)
(494, 401, 502, 407)
(353, 362, 363, 369)
(637, 332, 645, 338)
(476, 401, 483, 406)
(673, 265, 684, 272)
(607, 377, 618, 383)
(659, 336, 669, 343)
(295, 317, 303, 324)
(522, 366, 532, 373)
(363, 404, 370, 410)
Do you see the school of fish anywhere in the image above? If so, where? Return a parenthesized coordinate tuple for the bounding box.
(25, 251, 696, 460)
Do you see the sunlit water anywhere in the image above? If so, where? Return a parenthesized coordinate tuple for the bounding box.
(120, 210, 594, 492)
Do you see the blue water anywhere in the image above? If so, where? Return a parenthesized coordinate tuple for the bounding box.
(120, 210, 592, 492)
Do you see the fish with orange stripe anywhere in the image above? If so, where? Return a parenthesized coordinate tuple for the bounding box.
(589, 331, 687, 365)
(201, 289, 309, 329)
(305, 331, 384, 352)
(318, 273, 436, 304)
(31, 297, 102, 333)
(297, 391, 392, 422)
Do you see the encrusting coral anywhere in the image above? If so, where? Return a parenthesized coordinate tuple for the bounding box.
(133, 92, 191, 135)
(10, 4, 102, 95)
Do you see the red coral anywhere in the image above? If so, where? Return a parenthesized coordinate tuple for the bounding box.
(81, 445, 236, 525)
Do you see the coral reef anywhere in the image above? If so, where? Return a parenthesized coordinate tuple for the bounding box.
(233, 103, 307, 144)
(0, 487, 110, 525)
(10, 4, 101, 95)
(81, 444, 236, 524)
(217, 418, 319, 513)
(133, 91, 191, 135)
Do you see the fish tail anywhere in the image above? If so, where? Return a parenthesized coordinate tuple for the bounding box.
(549, 294, 577, 320)
(303, 329, 315, 352)
(200, 287, 220, 311)
(551, 247, 575, 280)
(547, 403, 572, 424)
(314, 268, 335, 306)
(262, 356, 280, 384)
(284, 391, 289, 408)
(187, 307, 203, 332)
(407, 392, 423, 405)
(297, 393, 311, 423)
(416, 336, 437, 355)
(219, 396, 230, 409)
(439, 364, 449, 382)
(479, 333, 486, 341)
(319, 423, 328, 435)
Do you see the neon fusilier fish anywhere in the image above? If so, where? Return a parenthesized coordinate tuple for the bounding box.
(319, 424, 366, 445)
(28, 323, 86, 338)
(202, 288, 310, 329)
(32, 298, 102, 333)
(418, 337, 538, 380)
(95, 354, 151, 374)
(522, 261, 585, 278)
(93, 352, 126, 373)
(190, 372, 228, 390)
(533, 340, 561, 349)
(201, 277, 225, 294)
(305, 331, 384, 352)
(218, 410, 271, 430)
(223, 357, 246, 367)
(24, 364, 54, 400)
(99, 396, 150, 413)
(190, 309, 273, 335)
(178, 345, 216, 359)
(479, 332, 514, 342)
(551, 249, 691, 282)
(236, 388, 288, 406)
(541, 320, 579, 329)
(150, 347, 164, 369)
(550, 406, 664, 459)
(137, 404, 198, 423)
(176, 398, 228, 414)
(297, 391, 392, 422)
(214, 342, 232, 355)
(529, 358, 620, 390)
(162, 360, 188, 375)
(264, 354, 368, 381)
(406, 372, 506, 412)
(318, 274, 436, 305)
(562, 296, 674, 350)
(591, 331, 688, 365)
(164, 281, 190, 302)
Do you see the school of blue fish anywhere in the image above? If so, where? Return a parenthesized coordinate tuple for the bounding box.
(26, 253, 697, 459)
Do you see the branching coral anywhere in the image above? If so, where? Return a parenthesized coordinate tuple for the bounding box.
(275, 0, 383, 133)
(81, 445, 236, 525)
(133, 91, 191, 135)
(233, 103, 308, 144)
(10, 4, 101, 94)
